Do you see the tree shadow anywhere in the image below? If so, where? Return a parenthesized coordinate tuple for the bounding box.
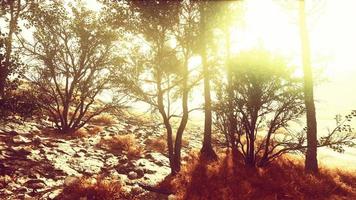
(0, 131, 66, 198)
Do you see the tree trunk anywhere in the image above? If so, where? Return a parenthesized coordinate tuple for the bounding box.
(0, 1, 14, 98)
(156, 70, 176, 174)
(199, 5, 217, 161)
(299, 0, 318, 173)
(173, 57, 189, 173)
(225, 29, 238, 154)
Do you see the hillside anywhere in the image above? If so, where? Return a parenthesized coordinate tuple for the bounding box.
(0, 113, 355, 200)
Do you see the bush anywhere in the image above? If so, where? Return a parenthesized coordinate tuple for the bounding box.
(90, 114, 118, 126)
(162, 153, 356, 200)
(145, 138, 167, 153)
(56, 177, 131, 200)
(98, 135, 143, 159)
(0, 88, 39, 119)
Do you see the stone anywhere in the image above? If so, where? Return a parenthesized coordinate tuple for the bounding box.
(24, 194, 36, 200)
(64, 176, 78, 186)
(11, 146, 31, 156)
(47, 188, 63, 199)
(131, 184, 144, 195)
(32, 135, 42, 145)
(17, 186, 28, 193)
(25, 179, 46, 189)
(128, 171, 138, 180)
(135, 168, 145, 179)
(13, 135, 31, 144)
(168, 194, 177, 200)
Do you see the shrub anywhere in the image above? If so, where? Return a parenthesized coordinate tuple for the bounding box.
(90, 114, 118, 126)
(98, 135, 143, 159)
(56, 177, 131, 200)
(145, 138, 167, 153)
(162, 153, 356, 200)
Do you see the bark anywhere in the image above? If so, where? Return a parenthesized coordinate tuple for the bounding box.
(225, 29, 238, 154)
(156, 71, 176, 174)
(299, 0, 318, 173)
(0, 0, 20, 98)
(199, 5, 217, 161)
(173, 57, 189, 173)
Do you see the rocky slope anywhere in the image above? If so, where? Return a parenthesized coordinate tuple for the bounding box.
(0, 115, 203, 200)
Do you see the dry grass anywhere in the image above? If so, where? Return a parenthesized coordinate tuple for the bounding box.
(145, 138, 167, 153)
(90, 114, 117, 126)
(73, 128, 89, 138)
(160, 152, 356, 200)
(87, 126, 103, 135)
(98, 135, 143, 159)
(56, 177, 131, 200)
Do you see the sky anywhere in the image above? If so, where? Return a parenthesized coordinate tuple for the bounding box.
(228, 0, 356, 130)
(229, 0, 356, 168)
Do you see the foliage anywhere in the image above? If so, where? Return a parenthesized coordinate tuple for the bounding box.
(19, 2, 124, 133)
(214, 49, 305, 166)
(56, 177, 131, 200)
(98, 134, 143, 159)
(163, 153, 356, 200)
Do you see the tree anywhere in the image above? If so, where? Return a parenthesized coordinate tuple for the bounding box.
(215, 49, 306, 167)
(0, 0, 29, 98)
(19, 2, 120, 133)
(299, 0, 318, 173)
(198, 2, 218, 161)
(108, 0, 199, 174)
(211, 0, 244, 156)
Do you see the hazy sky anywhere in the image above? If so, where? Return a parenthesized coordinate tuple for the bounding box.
(228, 0, 356, 132)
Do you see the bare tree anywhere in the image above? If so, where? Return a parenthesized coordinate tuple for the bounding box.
(19, 2, 121, 133)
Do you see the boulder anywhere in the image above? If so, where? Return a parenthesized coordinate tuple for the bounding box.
(13, 135, 31, 144)
(25, 179, 46, 190)
(64, 176, 78, 187)
(135, 168, 145, 179)
(130, 184, 144, 195)
(128, 171, 138, 180)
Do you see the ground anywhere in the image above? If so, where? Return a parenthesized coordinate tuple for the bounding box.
(0, 113, 202, 200)
(0, 113, 355, 200)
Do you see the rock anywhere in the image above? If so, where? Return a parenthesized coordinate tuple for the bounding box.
(128, 171, 138, 180)
(8, 182, 22, 190)
(8, 130, 18, 136)
(13, 135, 31, 144)
(131, 184, 144, 195)
(64, 176, 78, 186)
(47, 188, 63, 199)
(0, 163, 6, 175)
(135, 168, 145, 179)
(32, 135, 42, 145)
(17, 186, 28, 193)
(119, 155, 128, 165)
(25, 179, 46, 189)
(11, 146, 31, 156)
(24, 194, 36, 200)
(168, 194, 177, 200)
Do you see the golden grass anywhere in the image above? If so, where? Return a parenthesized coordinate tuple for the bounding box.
(90, 114, 117, 126)
(56, 177, 131, 200)
(145, 138, 167, 153)
(73, 128, 89, 138)
(160, 152, 356, 200)
(87, 126, 103, 135)
(98, 135, 143, 159)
